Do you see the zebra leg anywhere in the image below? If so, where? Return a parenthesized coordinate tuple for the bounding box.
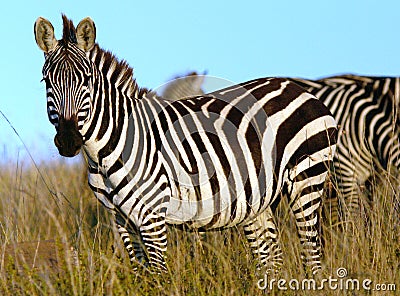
(333, 161, 368, 228)
(287, 170, 326, 275)
(331, 144, 371, 228)
(116, 224, 148, 266)
(321, 173, 345, 228)
(243, 207, 283, 274)
(139, 215, 168, 272)
(114, 212, 148, 268)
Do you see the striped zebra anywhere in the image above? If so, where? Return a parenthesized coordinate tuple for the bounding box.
(290, 75, 400, 224)
(160, 71, 206, 101)
(34, 15, 337, 275)
(169, 73, 400, 225)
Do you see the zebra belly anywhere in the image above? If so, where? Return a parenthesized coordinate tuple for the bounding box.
(163, 139, 278, 228)
(165, 183, 274, 229)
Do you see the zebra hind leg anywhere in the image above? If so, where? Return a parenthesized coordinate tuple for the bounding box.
(243, 207, 283, 275)
(287, 170, 326, 276)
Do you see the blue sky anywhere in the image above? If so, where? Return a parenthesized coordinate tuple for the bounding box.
(1, 0, 400, 164)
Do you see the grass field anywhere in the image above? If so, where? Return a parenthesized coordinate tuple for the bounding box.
(0, 157, 399, 295)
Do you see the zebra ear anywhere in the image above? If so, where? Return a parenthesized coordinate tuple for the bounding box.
(76, 17, 96, 52)
(34, 17, 58, 53)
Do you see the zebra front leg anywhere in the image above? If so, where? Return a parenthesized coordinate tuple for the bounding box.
(139, 215, 168, 272)
(243, 207, 283, 274)
(115, 212, 148, 268)
(116, 224, 148, 267)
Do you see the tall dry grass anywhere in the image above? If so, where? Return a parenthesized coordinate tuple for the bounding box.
(0, 157, 398, 295)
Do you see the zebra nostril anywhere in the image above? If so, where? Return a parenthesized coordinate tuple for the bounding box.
(53, 123, 83, 157)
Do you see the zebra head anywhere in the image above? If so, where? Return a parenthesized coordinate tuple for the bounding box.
(34, 15, 96, 157)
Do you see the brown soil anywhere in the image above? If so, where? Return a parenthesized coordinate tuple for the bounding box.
(1, 240, 75, 274)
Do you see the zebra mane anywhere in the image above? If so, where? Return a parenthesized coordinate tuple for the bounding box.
(92, 45, 145, 99)
(61, 14, 77, 44)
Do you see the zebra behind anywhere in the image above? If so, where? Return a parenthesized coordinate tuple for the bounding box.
(290, 76, 400, 224)
(34, 15, 337, 275)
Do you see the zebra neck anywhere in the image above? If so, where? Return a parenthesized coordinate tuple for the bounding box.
(81, 44, 145, 168)
(82, 93, 165, 194)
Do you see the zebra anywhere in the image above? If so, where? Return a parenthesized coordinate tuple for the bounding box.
(168, 73, 400, 226)
(160, 71, 206, 101)
(289, 75, 400, 225)
(34, 15, 337, 275)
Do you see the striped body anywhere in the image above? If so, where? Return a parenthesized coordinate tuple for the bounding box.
(169, 73, 400, 224)
(97, 78, 335, 227)
(35, 16, 337, 275)
(291, 75, 400, 223)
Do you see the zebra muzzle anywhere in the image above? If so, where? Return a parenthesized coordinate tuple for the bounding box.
(54, 117, 83, 157)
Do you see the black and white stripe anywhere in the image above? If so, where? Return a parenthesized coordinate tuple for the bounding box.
(35, 15, 337, 275)
(290, 75, 400, 223)
(169, 73, 400, 226)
